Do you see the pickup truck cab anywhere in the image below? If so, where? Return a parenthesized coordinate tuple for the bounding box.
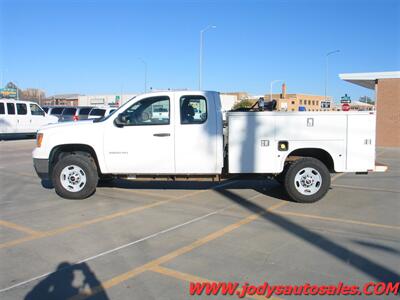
(33, 91, 381, 202)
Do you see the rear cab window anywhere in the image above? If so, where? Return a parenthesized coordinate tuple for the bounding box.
(90, 109, 106, 116)
(62, 108, 77, 115)
(50, 107, 63, 115)
(0, 103, 4, 114)
(180, 95, 207, 124)
(17, 103, 28, 115)
(78, 108, 91, 116)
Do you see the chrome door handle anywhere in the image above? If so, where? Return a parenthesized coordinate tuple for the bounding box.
(153, 133, 170, 137)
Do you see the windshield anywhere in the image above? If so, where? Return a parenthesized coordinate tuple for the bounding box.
(90, 108, 106, 116)
(93, 96, 136, 123)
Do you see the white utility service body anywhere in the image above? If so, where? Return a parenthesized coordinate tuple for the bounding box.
(32, 91, 380, 202)
(228, 111, 376, 173)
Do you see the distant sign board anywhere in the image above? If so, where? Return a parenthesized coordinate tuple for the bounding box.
(90, 98, 105, 105)
(0, 88, 17, 99)
(340, 94, 351, 104)
(320, 101, 331, 109)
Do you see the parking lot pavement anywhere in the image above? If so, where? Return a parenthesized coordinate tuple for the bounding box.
(0, 140, 399, 300)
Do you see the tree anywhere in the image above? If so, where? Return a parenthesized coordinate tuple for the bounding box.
(232, 99, 254, 110)
(359, 96, 375, 105)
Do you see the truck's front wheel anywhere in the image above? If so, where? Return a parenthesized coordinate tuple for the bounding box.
(52, 154, 98, 199)
(284, 157, 330, 203)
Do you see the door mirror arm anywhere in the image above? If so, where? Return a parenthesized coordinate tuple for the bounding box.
(114, 114, 127, 128)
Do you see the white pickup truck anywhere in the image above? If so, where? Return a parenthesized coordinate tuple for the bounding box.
(33, 90, 381, 203)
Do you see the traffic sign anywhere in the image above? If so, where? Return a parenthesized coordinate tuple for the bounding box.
(342, 103, 350, 111)
(340, 94, 351, 104)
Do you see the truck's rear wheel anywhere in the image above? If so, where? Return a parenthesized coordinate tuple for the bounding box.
(284, 157, 330, 203)
(52, 154, 98, 199)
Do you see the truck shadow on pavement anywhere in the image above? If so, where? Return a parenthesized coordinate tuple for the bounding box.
(24, 262, 109, 300)
(99, 178, 292, 201)
(215, 188, 400, 283)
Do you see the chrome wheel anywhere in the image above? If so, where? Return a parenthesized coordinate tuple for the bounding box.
(294, 167, 322, 195)
(60, 165, 87, 192)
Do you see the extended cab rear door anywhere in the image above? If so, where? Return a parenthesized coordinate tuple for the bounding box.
(174, 91, 222, 174)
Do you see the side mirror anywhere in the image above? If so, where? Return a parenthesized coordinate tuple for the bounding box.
(114, 113, 127, 127)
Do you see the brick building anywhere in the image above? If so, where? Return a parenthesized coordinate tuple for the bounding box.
(264, 83, 332, 111)
(340, 71, 400, 147)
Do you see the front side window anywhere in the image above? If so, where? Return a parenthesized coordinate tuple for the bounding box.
(17, 103, 27, 115)
(180, 95, 207, 124)
(0, 103, 4, 114)
(30, 104, 45, 116)
(121, 96, 170, 125)
(7, 103, 15, 114)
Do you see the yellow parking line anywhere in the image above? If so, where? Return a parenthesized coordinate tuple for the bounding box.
(69, 201, 287, 300)
(274, 211, 400, 230)
(0, 220, 43, 236)
(0, 185, 232, 250)
(150, 265, 280, 300)
(109, 188, 180, 199)
(332, 184, 400, 194)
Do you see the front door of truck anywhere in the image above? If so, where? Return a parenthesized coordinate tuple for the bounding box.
(103, 95, 175, 174)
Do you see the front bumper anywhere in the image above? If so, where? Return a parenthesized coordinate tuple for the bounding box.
(33, 158, 50, 180)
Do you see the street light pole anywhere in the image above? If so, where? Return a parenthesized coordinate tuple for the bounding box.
(199, 25, 216, 90)
(325, 50, 340, 102)
(270, 79, 284, 103)
(139, 58, 147, 93)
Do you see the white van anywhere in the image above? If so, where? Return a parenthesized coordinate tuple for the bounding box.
(0, 99, 58, 138)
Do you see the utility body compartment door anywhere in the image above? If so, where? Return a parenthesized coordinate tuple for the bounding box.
(346, 113, 376, 171)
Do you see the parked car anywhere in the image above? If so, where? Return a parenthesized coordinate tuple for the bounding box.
(0, 99, 58, 138)
(59, 107, 77, 122)
(45, 106, 64, 120)
(33, 91, 385, 201)
(74, 107, 92, 121)
(88, 107, 117, 119)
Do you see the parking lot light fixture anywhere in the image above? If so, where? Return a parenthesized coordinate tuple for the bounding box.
(199, 25, 216, 90)
(139, 58, 147, 93)
(325, 50, 340, 102)
(270, 80, 284, 103)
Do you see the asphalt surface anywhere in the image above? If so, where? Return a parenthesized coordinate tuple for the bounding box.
(0, 139, 399, 300)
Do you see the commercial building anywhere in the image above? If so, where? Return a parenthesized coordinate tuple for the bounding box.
(339, 71, 400, 147)
(43, 93, 137, 107)
(264, 83, 332, 111)
(77, 94, 137, 106)
(42, 94, 81, 106)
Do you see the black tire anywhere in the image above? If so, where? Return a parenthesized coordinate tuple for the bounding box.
(275, 161, 293, 185)
(283, 157, 330, 203)
(52, 154, 98, 199)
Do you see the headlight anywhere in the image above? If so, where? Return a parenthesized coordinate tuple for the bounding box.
(36, 133, 44, 148)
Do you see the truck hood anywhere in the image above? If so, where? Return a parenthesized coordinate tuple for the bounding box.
(40, 119, 95, 132)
